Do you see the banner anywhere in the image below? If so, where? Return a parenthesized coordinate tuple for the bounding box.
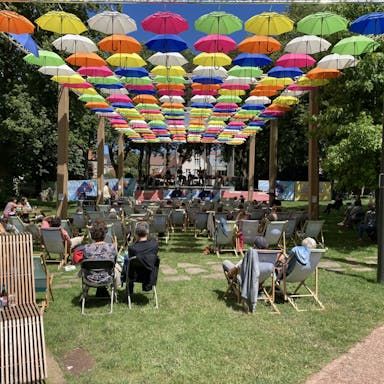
(257, 180, 295, 201)
(294, 181, 332, 201)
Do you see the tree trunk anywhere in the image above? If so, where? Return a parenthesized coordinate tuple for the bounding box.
(138, 146, 144, 184)
(108, 144, 118, 177)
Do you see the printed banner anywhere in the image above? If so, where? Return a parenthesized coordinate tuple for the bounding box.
(294, 182, 332, 201)
(257, 180, 295, 201)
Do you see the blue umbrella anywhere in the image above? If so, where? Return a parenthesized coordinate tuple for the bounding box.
(192, 76, 223, 84)
(248, 120, 266, 126)
(242, 104, 265, 110)
(350, 12, 384, 34)
(9, 33, 39, 57)
(95, 83, 124, 89)
(233, 53, 272, 67)
(111, 102, 135, 108)
(145, 34, 188, 53)
(115, 67, 148, 77)
(91, 108, 114, 113)
(191, 103, 214, 108)
(268, 66, 303, 79)
(129, 89, 156, 95)
(213, 108, 237, 113)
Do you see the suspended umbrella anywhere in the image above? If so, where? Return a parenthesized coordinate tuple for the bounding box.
(268, 66, 303, 78)
(142, 11, 188, 34)
(306, 67, 341, 79)
(154, 75, 186, 84)
(133, 95, 159, 104)
(100, 88, 128, 95)
(148, 52, 187, 67)
(77, 66, 113, 77)
(36, 11, 87, 34)
(111, 102, 134, 108)
(218, 89, 246, 96)
(24, 50, 64, 66)
(276, 53, 316, 68)
(85, 101, 110, 109)
(191, 95, 217, 103)
(255, 83, 284, 91)
(281, 89, 308, 97)
(195, 11, 242, 35)
(145, 34, 187, 53)
(98, 35, 141, 53)
(233, 53, 272, 67)
(106, 53, 146, 67)
(52, 34, 97, 53)
(332, 36, 379, 56)
(267, 103, 291, 111)
(9, 33, 39, 56)
(221, 83, 249, 90)
(0, 10, 35, 34)
(238, 36, 281, 54)
(115, 67, 148, 77)
(273, 95, 299, 106)
(350, 12, 384, 34)
(151, 65, 186, 76)
(62, 82, 92, 89)
(216, 95, 242, 103)
(228, 66, 262, 77)
(75, 87, 98, 95)
(51, 74, 86, 84)
(88, 11, 137, 34)
(194, 34, 236, 53)
(245, 12, 293, 35)
(88, 76, 121, 85)
(192, 76, 223, 84)
(192, 66, 228, 78)
(285, 35, 331, 54)
(66, 52, 106, 67)
(79, 94, 105, 102)
(193, 52, 231, 67)
(297, 12, 348, 36)
(39, 64, 75, 76)
(123, 77, 152, 85)
(245, 96, 271, 104)
(251, 88, 279, 97)
(159, 95, 185, 103)
(107, 94, 132, 103)
(157, 83, 185, 90)
(296, 76, 329, 87)
(224, 76, 254, 85)
(317, 53, 358, 69)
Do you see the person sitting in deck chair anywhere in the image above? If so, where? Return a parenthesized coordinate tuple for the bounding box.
(50, 216, 84, 250)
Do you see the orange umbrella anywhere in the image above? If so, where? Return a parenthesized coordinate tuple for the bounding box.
(98, 35, 141, 53)
(238, 36, 281, 54)
(250, 89, 279, 97)
(189, 118, 206, 125)
(133, 95, 159, 104)
(157, 84, 185, 90)
(161, 103, 185, 109)
(191, 83, 221, 90)
(0, 10, 35, 34)
(306, 67, 341, 80)
(255, 84, 285, 91)
(66, 52, 107, 67)
(266, 104, 291, 112)
(85, 101, 110, 109)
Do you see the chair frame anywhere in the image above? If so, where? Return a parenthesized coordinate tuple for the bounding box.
(214, 220, 238, 258)
(40, 228, 70, 270)
(150, 214, 170, 244)
(295, 220, 325, 247)
(34, 254, 54, 311)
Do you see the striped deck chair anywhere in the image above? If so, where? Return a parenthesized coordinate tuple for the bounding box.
(150, 214, 170, 244)
(194, 212, 209, 238)
(214, 220, 238, 258)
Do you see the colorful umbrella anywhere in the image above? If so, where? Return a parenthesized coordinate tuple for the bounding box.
(245, 96, 271, 105)
(245, 12, 293, 35)
(151, 66, 186, 76)
(98, 35, 141, 53)
(154, 76, 186, 84)
(228, 66, 262, 77)
(85, 102, 110, 109)
(39, 64, 75, 76)
(87, 11, 137, 34)
(107, 94, 132, 103)
(259, 77, 293, 86)
(142, 11, 188, 34)
(88, 76, 120, 85)
(79, 94, 105, 102)
(36, 11, 87, 34)
(115, 67, 148, 77)
(145, 34, 188, 53)
(193, 52, 231, 66)
(251, 89, 279, 97)
(63, 82, 92, 89)
(106, 53, 146, 67)
(233, 53, 272, 67)
(285, 35, 331, 54)
(24, 50, 64, 66)
(306, 67, 341, 80)
(192, 76, 223, 84)
(9, 33, 39, 56)
(77, 66, 113, 77)
(52, 34, 97, 53)
(350, 12, 384, 35)
(123, 77, 152, 85)
(317, 53, 358, 69)
(0, 10, 35, 34)
(51, 74, 85, 84)
(192, 66, 228, 78)
(216, 95, 241, 103)
(191, 95, 217, 103)
(194, 34, 236, 53)
(133, 95, 159, 104)
(268, 66, 303, 78)
(159, 95, 185, 103)
(276, 53, 316, 68)
(297, 12, 348, 36)
(66, 52, 106, 67)
(238, 36, 281, 54)
(195, 12, 242, 35)
(332, 36, 379, 56)
(147, 52, 187, 66)
(273, 95, 299, 106)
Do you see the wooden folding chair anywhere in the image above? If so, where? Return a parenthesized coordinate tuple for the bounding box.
(295, 220, 325, 247)
(41, 228, 70, 269)
(214, 220, 238, 258)
(34, 254, 54, 311)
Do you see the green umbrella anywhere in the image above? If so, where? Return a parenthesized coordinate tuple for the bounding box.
(136, 103, 161, 110)
(78, 94, 105, 102)
(195, 11, 242, 35)
(87, 76, 120, 84)
(297, 12, 348, 36)
(122, 76, 152, 85)
(154, 75, 187, 84)
(148, 120, 167, 127)
(332, 35, 379, 55)
(228, 66, 263, 77)
(216, 95, 242, 103)
(24, 50, 65, 66)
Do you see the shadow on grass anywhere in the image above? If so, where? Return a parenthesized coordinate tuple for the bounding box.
(213, 289, 244, 312)
(323, 255, 377, 268)
(322, 269, 377, 284)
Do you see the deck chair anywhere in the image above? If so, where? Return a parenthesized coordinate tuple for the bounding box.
(72, 212, 87, 233)
(86, 224, 116, 246)
(150, 214, 170, 244)
(170, 209, 186, 232)
(0, 233, 47, 383)
(104, 219, 126, 247)
(282, 248, 326, 311)
(187, 207, 199, 227)
(86, 211, 106, 223)
(61, 219, 73, 238)
(40, 228, 70, 269)
(296, 220, 325, 247)
(285, 219, 298, 244)
(238, 220, 260, 246)
(194, 212, 209, 238)
(277, 212, 291, 221)
(8, 215, 28, 233)
(80, 259, 116, 315)
(264, 221, 287, 252)
(125, 256, 159, 309)
(248, 209, 266, 220)
(214, 220, 238, 258)
(97, 204, 110, 214)
(34, 255, 54, 311)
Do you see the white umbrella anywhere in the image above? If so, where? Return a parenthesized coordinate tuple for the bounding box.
(191, 95, 217, 103)
(38, 64, 76, 76)
(87, 11, 137, 35)
(52, 34, 98, 53)
(148, 52, 188, 67)
(192, 66, 228, 78)
(99, 87, 128, 95)
(317, 53, 358, 69)
(285, 35, 331, 54)
(281, 89, 308, 97)
(223, 76, 254, 85)
(159, 95, 185, 103)
(245, 96, 271, 105)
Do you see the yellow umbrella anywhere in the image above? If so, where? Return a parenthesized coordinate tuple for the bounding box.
(151, 65, 186, 77)
(297, 76, 329, 87)
(259, 77, 293, 86)
(51, 74, 85, 84)
(274, 95, 299, 106)
(245, 12, 294, 35)
(107, 53, 146, 67)
(35, 11, 87, 34)
(193, 52, 232, 67)
(75, 88, 98, 95)
(218, 89, 246, 96)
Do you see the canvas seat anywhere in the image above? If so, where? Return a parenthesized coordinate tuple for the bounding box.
(296, 220, 325, 247)
(170, 209, 186, 232)
(214, 220, 238, 258)
(150, 214, 170, 244)
(194, 212, 209, 238)
(40, 227, 70, 269)
(34, 255, 54, 311)
(238, 220, 260, 246)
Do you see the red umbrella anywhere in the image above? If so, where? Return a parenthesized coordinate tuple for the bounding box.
(62, 82, 93, 89)
(77, 66, 113, 77)
(158, 89, 184, 96)
(194, 34, 236, 53)
(107, 94, 132, 103)
(141, 12, 188, 34)
(276, 53, 316, 68)
(221, 84, 249, 90)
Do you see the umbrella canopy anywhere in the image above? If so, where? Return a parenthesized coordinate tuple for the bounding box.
(191, 95, 217, 103)
(148, 52, 187, 67)
(107, 53, 146, 67)
(142, 11, 188, 34)
(306, 67, 341, 79)
(107, 94, 132, 103)
(66, 52, 106, 67)
(216, 95, 242, 103)
(52, 34, 97, 53)
(157, 83, 185, 90)
(115, 67, 148, 77)
(332, 36, 379, 56)
(24, 50, 64, 66)
(193, 52, 232, 66)
(77, 66, 113, 77)
(350, 12, 384, 35)
(195, 11, 242, 35)
(192, 66, 228, 78)
(285, 35, 331, 54)
(85, 101, 110, 109)
(151, 65, 186, 76)
(194, 34, 236, 53)
(297, 12, 348, 36)
(88, 76, 120, 85)
(273, 95, 299, 106)
(87, 11, 137, 34)
(317, 53, 358, 69)
(9, 33, 39, 56)
(51, 74, 85, 84)
(0, 10, 35, 34)
(192, 76, 223, 85)
(98, 35, 141, 53)
(296, 76, 329, 87)
(245, 96, 271, 104)
(228, 66, 262, 77)
(276, 53, 316, 68)
(268, 66, 303, 78)
(245, 12, 293, 35)
(133, 95, 159, 104)
(154, 75, 186, 84)
(79, 94, 105, 102)
(36, 11, 87, 34)
(233, 53, 272, 67)
(259, 77, 293, 87)
(100, 88, 128, 95)
(123, 77, 152, 85)
(238, 36, 281, 54)
(251, 88, 279, 97)
(39, 64, 76, 76)
(145, 34, 188, 53)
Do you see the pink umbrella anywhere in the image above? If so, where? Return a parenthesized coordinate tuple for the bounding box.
(228, 121, 245, 127)
(141, 109, 162, 114)
(62, 82, 93, 88)
(221, 84, 249, 90)
(110, 119, 127, 125)
(97, 112, 122, 118)
(170, 120, 185, 125)
(107, 94, 132, 103)
(194, 34, 236, 53)
(276, 53, 316, 68)
(77, 66, 113, 77)
(192, 89, 218, 96)
(287, 84, 316, 91)
(126, 85, 155, 91)
(141, 12, 188, 34)
(158, 89, 184, 96)
(215, 103, 239, 109)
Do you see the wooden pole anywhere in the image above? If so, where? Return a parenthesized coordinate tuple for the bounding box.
(227, 146, 235, 178)
(96, 117, 105, 204)
(247, 134, 256, 201)
(56, 86, 69, 219)
(118, 132, 124, 197)
(308, 88, 320, 219)
(269, 119, 278, 205)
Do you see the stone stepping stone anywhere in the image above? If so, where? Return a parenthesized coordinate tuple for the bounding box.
(177, 262, 201, 268)
(184, 267, 208, 275)
(206, 261, 222, 265)
(161, 267, 178, 275)
(350, 267, 375, 272)
(201, 273, 223, 280)
(63, 347, 95, 376)
(163, 275, 191, 282)
(210, 264, 224, 272)
(319, 261, 343, 269)
(54, 283, 72, 289)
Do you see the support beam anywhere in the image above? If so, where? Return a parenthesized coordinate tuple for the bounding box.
(377, 98, 384, 283)
(56, 86, 69, 219)
(248, 134, 256, 201)
(308, 88, 320, 219)
(96, 117, 105, 204)
(269, 119, 278, 205)
(118, 132, 124, 196)
(227, 146, 235, 178)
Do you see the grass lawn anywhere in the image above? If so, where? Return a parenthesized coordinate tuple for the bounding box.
(40, 201, 384, 384)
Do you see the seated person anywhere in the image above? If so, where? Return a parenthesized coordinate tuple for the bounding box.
(2, 197, 18, 218)
(324, 195, 343, 214)
(0, 218, 17, 234)
(107, 208, 118, 220)
(49, 216, 84, 250)
(338, 198, 364, 227)
(358, 202, 376, 241)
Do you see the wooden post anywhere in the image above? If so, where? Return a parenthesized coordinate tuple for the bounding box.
(56, 86, 69, 219)
(96, 117, 105, 204)
(269, 119, 278, 205)
(227, 146, 235, 178)
(308, 88, 320, 219)
(118, 132, 124, 196)
(247, 134, 256, 201)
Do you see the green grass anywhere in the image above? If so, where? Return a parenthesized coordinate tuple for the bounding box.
(41, 202, 384, 384)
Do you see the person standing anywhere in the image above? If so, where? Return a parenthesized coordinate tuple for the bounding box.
(103, 182, 112, 204)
